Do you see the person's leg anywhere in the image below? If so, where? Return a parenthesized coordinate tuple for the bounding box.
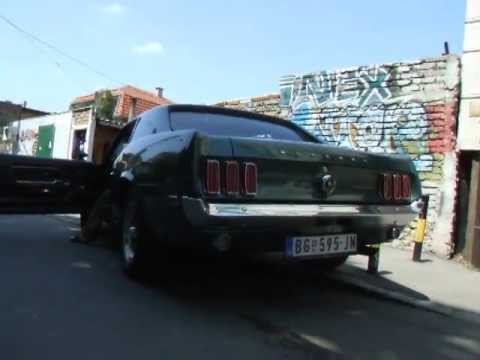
(71, 190, 112, 244)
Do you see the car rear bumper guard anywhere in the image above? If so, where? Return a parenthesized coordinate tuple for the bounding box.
(182, 196, 420, 228)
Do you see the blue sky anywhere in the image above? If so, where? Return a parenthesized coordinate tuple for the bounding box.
(0, 0, 466, 112)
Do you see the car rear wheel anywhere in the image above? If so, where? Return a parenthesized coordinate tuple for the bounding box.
(121, 190, 150, 276)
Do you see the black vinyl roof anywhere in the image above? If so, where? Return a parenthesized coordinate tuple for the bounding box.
(164, 104, 318, 142)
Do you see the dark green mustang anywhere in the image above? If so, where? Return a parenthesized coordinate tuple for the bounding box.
(0, 105, 422, 275)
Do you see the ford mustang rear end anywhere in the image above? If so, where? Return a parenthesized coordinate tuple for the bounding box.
(128, 105, 421, 265)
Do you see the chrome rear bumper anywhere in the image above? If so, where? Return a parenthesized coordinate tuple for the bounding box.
(182, 196, 418, 228)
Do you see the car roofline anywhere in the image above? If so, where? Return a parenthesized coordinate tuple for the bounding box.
(162, 104, 319, 143)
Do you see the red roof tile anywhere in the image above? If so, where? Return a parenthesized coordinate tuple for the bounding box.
(72, 85, 173, 106)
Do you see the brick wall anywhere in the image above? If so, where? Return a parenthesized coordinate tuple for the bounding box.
(218, 55, 461, 257)
(72, 108, 91, 126)
(216, 94, 281, 117)
(117, 95, 162, 119)
(280, 55, 461, 256)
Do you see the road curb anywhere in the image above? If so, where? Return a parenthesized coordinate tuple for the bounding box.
(329, 271, 480, 326)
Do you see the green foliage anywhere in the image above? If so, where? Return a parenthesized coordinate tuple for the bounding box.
(0, 117, 9, 128)
(95, 90, 116, 121)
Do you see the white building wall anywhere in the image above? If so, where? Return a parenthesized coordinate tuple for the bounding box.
(458, 0, 480, 150)
(10, 111, 73, 159)
(86, 110, 96, 162)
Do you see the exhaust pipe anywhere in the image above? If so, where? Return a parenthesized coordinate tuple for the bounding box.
(211, 233, 232, 252)
(391, 226, 401, 239)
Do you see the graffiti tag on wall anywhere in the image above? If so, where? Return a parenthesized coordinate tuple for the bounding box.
(280, 66, 433, 171)
(281, 67, 394, 109)
(19, 129, 39, 156)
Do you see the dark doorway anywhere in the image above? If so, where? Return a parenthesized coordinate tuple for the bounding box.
(455, 152, 473, 254)
(456, 151, 480, 268)
(71, 129, 87, 160)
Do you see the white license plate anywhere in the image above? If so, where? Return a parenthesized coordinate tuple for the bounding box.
(286, 233, 357, 258)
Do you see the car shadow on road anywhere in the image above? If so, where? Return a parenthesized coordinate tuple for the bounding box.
(51, 211, 480, 360)
(334, 264, 431, 301)
(133, 254, 480, 360)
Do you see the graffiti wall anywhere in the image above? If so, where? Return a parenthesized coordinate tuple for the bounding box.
(216, 94, 281, 117)
(279, 55, 461, 256)
(217, 55, 461, 256)
(9, 111, 73, 159)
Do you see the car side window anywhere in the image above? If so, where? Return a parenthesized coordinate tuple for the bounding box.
(131, 108, 169, 140)
(103, 120, 136, 164)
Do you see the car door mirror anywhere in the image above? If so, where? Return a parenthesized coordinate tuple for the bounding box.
(102, 119, 137, 167)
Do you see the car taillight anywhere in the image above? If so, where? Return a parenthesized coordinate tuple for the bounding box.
(244, 162, 258, 195)
(380, 173, 411, 202)
(401, 174, 411, 200)
(225, 161, 240, 195)
(382, 173, 393, 201)
(205, 159, 258, 197)
(206, 160, 220, 195)
(393, 174, 402, 201)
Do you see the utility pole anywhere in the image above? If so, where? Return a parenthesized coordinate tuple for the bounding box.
(14, 101, 26, 155)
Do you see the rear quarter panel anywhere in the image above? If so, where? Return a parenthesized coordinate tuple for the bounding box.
(114, 130, 198, 197)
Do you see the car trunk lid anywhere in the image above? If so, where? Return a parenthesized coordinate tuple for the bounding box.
(194, 134, 419, 205)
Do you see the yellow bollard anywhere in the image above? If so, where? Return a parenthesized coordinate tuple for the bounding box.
(413, 195, 429, 261)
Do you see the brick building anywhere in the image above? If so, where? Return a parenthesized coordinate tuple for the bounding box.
(70, 85, 172, 163)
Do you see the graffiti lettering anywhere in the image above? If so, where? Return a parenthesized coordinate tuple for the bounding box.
(280, 65, 433, 171)
(280, 66, 393, 109)
(358, 67, 392, 105)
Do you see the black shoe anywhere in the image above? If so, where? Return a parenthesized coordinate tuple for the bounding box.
(70, 234, 89, 244)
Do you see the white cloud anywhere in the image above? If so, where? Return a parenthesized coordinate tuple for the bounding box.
(101, 3, 127, 15)
(131, 41, 164, 55)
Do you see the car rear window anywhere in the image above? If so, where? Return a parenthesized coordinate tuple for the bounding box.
(170, 111, 313, 142)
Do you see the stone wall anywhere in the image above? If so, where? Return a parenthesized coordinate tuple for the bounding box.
(72, 108, 91, 127)
(279, 55, 461, 256)
(216, 94, 281, 118)
(218, 54, 461, 257)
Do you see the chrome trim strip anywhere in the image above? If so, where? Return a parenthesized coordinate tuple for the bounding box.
(206, 202, 413, 218)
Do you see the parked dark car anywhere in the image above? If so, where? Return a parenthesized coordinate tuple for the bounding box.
(0, 105, 422, 274)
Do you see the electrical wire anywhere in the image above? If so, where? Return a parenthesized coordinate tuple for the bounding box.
(0, 12, 124, 86)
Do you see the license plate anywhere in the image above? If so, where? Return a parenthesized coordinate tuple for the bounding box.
(286, 233, 357, 258)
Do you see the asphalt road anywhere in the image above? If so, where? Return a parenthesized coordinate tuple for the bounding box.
(0, 215, 479, 360)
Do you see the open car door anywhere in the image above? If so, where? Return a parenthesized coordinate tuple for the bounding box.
(0, 154, 101, 214)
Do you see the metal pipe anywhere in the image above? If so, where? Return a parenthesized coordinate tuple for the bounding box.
(14, 101, 26, 154)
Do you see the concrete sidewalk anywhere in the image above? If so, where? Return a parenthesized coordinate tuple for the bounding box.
(329, 246, 480, 323)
